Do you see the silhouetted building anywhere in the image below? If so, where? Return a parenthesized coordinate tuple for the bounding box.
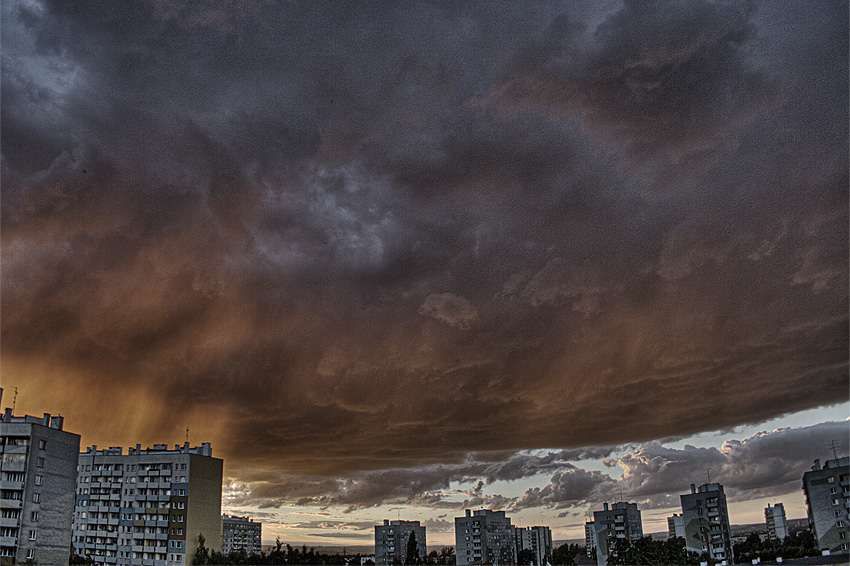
(222, 514, 262, 555)
(591, 502, 643, 566)
(667, 513, 685, 539)
(679, 483, 733, 564)
(0, 395, 81, 566)
(515, 525, 552, 566)
(73, 442, 223, 566)
(375, 519, 426, 565)
(765, 503, 788, 542)
(455, 509, 516, 566)
(802, 457, 849, 555)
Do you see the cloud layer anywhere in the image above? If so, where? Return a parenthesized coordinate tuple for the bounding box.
(2, 0, 847, 502)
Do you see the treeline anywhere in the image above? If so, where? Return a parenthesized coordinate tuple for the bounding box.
(733, 530, 821, 562)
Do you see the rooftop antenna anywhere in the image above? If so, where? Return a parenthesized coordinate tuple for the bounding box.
(706, 468, 712, 484)
(829, 440, 839, 461)
(186, 426, 190, 443)
(11, 387, 17, 412)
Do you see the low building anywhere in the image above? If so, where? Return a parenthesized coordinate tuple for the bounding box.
(765, 503, 788, 542)
(0, 397, 81, 566)
(375, 519, 426, 565)
(802, 457, 849, 555)
(222, 514, 262, 555)
(515, 525, 552, 566)
(591, 502, 643, 566)
(455, 509, 516, 566)
(72, 442, 223, 566)
(679, 483, 734, 565)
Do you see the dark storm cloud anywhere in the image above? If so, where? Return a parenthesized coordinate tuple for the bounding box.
(2, 0, 847, 513)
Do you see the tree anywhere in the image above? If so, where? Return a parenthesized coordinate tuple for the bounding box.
(551, 543, 582, 565)
(194, 534, 210, 565)
(405, 531, 421, 565)
(516, 548, 536, 565)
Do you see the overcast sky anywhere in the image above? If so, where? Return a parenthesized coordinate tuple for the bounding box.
(2, 0, 847, 545)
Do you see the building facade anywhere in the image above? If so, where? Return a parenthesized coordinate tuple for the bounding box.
(455, 510, 516, 566)
(802, 457, 849, 555)
(515, 526, 552, 566)
(765, 503, 788, 542)
(72, 442, 223, 566)
(584, 522, 596, 558)
(679, 483, 734, 564)
(0, 403, 81, 566)
(375, 519, 426, 565)
(222, 514, 261, 556)
(667, 513, 685, 539)
(591, 502, 643, 566)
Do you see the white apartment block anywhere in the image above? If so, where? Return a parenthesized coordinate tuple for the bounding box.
(764, 503, 788, 542)
(222, 514, 262, 556)
(72, 442, 223, 566)
(591, 502, 643, 566)
(679, 483, 734, 565)
(455, 509, 516, 566)
(0, 401, 81, 566)
(802, 457, 850, 555)
(515, 525, 552, 566)
(374, 519, 426, 565)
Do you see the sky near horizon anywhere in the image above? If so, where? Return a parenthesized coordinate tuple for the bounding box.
(2, 0, 848, 548)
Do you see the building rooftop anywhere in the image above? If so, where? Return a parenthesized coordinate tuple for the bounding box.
(82, 442, 214, 456)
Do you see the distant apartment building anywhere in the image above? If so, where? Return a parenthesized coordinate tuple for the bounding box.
(765, 503, 788, 542)
(72, 442, 223, 566)
(591, 502, 643, 566)
(455, 509, 516, 566)
(679, 483, 734, 564)
(222, 514, 262, 555)
(802, 457, 850, 555)
(375, 519, 426, 565)
(584, 521, 597, 558)
(0, 399, 81, 566)
(667, 513, 685, 539)
(515, 525, 552, 566)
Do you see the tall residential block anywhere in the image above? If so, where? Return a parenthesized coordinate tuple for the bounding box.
(679, 483, 734, 564)
(455, 509, 516, 566)
(0, 400, 81, 566)
(72, 442, 223, 566)
(764, 503, 788, 542)
(515, 525, 552, 566)
(667, 513, 685, 539)
(374, 519, 426, 565)
(222, 514, 262, 556)
(802, 457, 849, 555)
(584, 521, 596, 558)
(591, 502, 643, 566)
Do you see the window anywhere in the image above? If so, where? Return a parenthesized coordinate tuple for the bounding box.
(31, 511, 39, 522)
(178, 489, 186, 496)
(831, 488, 838, 494)
(828, 476, 836, 483)
(36, 457, 45, 468)
(34, 475, 43, 485)
(29, 530, 37, 540)
(32, 493, 40, 503)
(834, 499, 841, 505)
(38, 439, 46, 450)
(27, 549, 34, 560)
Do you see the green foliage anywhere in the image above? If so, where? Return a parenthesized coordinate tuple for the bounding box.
(516, 548, 537, 565)
(732, 529, 820, 562)
(405, 531, 421, 565)
(606, 536, 701, 565)
(425, 546, 455, 565)
(194, 534, 211, 565)
(551, 542, 583, 565)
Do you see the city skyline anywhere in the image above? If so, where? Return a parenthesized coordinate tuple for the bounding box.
(2, 0, 848, 550)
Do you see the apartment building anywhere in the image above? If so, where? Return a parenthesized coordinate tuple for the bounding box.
(455, 509, 516, 566)
(679, 483, 734, 565)
(222, 514, 262, 556)
(515, 525, 552, 566)
(374, 519, 426, 565)
(765, 503, 788, 542)
(667, 513, 685, 539)
(802, 457, 850, 555)
(591, 502, 643, 566)
(0, 402, 81, 566)
(584, 521, 596, 558)
(72, 442, 223, 566)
